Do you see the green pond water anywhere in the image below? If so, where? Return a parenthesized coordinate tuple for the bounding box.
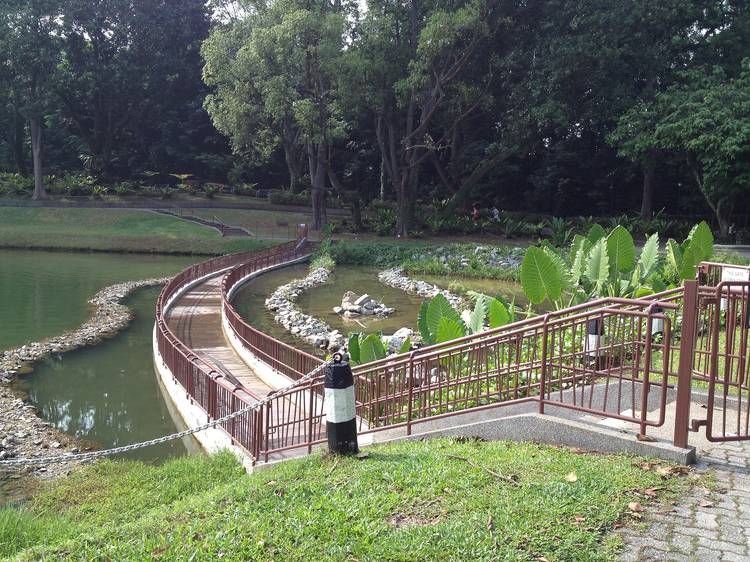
(0, 249, 194, 351)
(1, 250, 200, 504)
(233, 264, 524, 352)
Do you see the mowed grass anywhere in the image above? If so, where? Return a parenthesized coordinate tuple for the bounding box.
(188, 208, 313, 239)
(0, 208, 273, 254)
(4, 439, 691, 561)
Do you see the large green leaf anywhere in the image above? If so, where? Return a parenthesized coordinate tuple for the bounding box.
(666, 238, 682, 278)
(543, 246, 572, 294)
(568, 234, 588, 262)
(520, 246, 562, 305)
(679, 245, 698, 280)
(585, 238, 609, 295)
(687, 221, 714, 263)
(398, 336, 412, 354)
(347, 332, 361, 365)
(358, 333, 387, 364)
(418, 300, 432, 345)
(467, 295, 488, 334)
(570, 237, 589, 286)
(426, 294, 463, 342)
(488, 298, 510, 328)
(606, 225, 635, 274)
(435, 317, 466, 343)
(638, 233, 659, 279)
(587, 224, 606, 244)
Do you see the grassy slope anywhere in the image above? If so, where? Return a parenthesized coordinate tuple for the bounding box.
(0, 208, 271, 254)
(4, 439, 688, 561)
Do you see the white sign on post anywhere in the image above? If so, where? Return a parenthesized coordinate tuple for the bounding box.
(720, 266, 750, 310)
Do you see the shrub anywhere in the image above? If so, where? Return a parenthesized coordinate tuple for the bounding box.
(369, 206, 397, 236)
(0, 172, 33, 195)
(268, 189, 311, 206)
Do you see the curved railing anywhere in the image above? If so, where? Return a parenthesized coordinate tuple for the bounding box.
(221, 241, 323, 380)
(154, 239, 308, 461)
(160, 245, 743, 462)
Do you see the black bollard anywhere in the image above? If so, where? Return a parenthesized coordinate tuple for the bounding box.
(325, 353, 359, 455)
(585, 318, 605, 357)
(650, 306, 665, 337)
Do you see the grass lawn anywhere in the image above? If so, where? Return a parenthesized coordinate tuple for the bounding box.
(3, 439, 691, 561)
(187, 208, 313, 239)
(0, 208, 273, 254)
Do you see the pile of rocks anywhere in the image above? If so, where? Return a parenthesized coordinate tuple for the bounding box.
(0, 277, 169, 478)
(334, 292, 394, 319)
(378, 268, 466, 311)
(265, 267, 347, 352)
(0, 277, 169, 382)
(0, 389, 82, 478)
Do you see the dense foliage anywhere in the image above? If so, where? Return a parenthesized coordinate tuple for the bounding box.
(0, 1, 747, 237)
(520, 222, 714, 309)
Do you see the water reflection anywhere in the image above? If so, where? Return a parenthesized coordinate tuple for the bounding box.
(15, 288, 199, 464)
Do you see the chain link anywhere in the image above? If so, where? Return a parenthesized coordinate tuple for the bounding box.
(0, 359, 332, 467)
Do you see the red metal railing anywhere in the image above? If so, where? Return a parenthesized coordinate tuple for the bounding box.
(161, 252, 750, 461)
(221, 241, 324, 381)
(251, 295, 678, 458)
(155, 236, 312, 461)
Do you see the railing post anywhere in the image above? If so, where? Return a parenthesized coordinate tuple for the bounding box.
(673, 279, 698, 448)
(539, 317, 550, 414)
(406, 354, 415, 435)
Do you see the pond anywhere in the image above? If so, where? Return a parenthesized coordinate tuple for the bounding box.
(232, 264, 524, 352)
(0, 249, 195, 351)
(13, 287, 201, 463)
(1, 250, 200, 505)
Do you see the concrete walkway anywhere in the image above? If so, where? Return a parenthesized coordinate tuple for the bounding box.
(165, 275, 274, 398)
(619, 440, 750, 561)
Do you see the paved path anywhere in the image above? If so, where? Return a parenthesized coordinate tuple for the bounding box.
(619, 440, 750, 561)
(166, 275, 274, 398)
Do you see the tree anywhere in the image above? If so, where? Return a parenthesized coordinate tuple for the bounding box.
(203, 0, 352, 229)
(650, 65, 750, 237)
(0, 0, 62, 199)
(56, 0, 213, 177)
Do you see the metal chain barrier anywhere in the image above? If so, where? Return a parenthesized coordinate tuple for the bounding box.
(0, 359, 332, 467)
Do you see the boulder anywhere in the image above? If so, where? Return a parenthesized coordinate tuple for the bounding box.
(354, 294, 372, 306)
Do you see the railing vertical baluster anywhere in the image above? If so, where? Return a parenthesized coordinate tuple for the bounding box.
(539, 316, 550, 414)
(673, 280, 698, 448)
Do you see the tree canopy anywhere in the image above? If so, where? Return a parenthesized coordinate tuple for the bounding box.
(0, 0, 747, 234)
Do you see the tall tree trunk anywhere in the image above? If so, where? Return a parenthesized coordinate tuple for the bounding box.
(309, 141, 327, 230)
(284, 143, 302, 193)
(640, 162, 655, 221)
(30, 118, 47, 200)
(13, 110, 27, 177)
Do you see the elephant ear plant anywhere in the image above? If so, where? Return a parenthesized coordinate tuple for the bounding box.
(417, 293, 514, 346)
(520, 221, 714, 309)
(347, 292, 515, 365)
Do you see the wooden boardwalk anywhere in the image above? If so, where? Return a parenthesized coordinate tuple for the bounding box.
(166, 275, 274, 400)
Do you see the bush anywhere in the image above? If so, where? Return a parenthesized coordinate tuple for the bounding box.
(369, 206, 397, 236)
(50, 173, 97, 196)
(328, 240, 423, 266)
(268, 189, 311, 206)
(0, 172, 33, 195)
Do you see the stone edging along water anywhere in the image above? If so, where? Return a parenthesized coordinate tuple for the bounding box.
(265, 266, 347, 353)
(0, 277, 169, 478)
(0, 277, 171, 382)
(378, 268, 467, 311)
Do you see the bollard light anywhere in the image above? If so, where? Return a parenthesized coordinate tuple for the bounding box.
(324, 353, 359, 455)
(585, 318, 605, 358)
(651, 306, 665, 337)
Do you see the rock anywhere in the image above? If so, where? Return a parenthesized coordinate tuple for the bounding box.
(333, 306, 343, 314)
(50, 441, 62, 449)
(393, 327, 413, 338)
(354, 294, 372, 306)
